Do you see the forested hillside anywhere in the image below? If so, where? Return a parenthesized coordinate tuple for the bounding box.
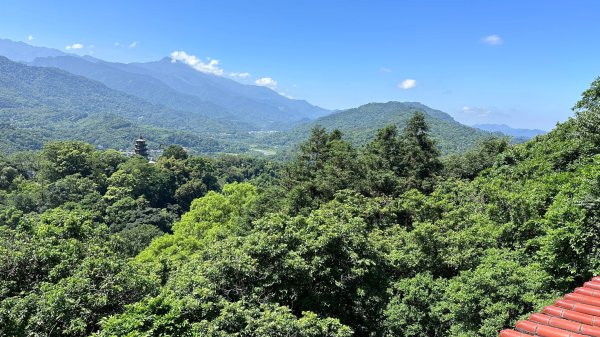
(257, 101, 495, 155)
(0, 56, 241, 153)
(1, 78, 600, 336)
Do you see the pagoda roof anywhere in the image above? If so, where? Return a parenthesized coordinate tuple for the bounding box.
(499, 276, 600, 337)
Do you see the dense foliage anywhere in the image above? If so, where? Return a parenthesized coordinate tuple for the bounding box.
(2, 79, 600, 336)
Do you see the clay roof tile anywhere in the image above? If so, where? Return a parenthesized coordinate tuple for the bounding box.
(500, 277, 600, 337)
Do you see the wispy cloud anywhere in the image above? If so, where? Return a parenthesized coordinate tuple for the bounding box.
(65, 43, 84, 50)
(398, 79, 416, 90)
(170, 51, 280, 94)
(279, 91, 293, 99)
(27, 35, 33, 41)
(380, 67, 392, 73)
(129, 41, 139, 48)
(461, 106, 491, 117)
(114, 42, 120, 47)
(255, 77, 278, 89)
(482, 34, 503, 46)
(230, 72, 251, 79)
(170, 51, 225, 76)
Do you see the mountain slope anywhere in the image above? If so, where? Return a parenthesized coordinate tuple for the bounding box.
(123, 58, 330, 129)
(29, 55, 245, 124)
(0, 56, 240, 154)
(258, 101, 495, 154)
(0, 39, 330, 130)
(0, 38, 66, 62)
(472, 123, 547, 139)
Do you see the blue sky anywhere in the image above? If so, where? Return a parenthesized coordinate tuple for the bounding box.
(1, 0, 599, 130)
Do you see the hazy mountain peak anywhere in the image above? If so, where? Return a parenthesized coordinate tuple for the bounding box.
(0, 38, 66, 62)
(472, 123, 547, 140)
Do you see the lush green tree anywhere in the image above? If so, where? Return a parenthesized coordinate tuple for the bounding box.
(0, 158, 22, 190)
(0, 205, 158, 337)
(443, 137, 509, 180)
(155, 155, 219, 211)
(45, 174, 102, 210)
(104, 196, 175, 233)
(104, 156, 175, 208)
(284, 126, 361, 212)
(161, 144, 188, 160)
(39, 141, 96, 182)
(384, 273, 448, 337)
(362, 125, 406, 196)
(573, 76, 600, 149)
(440, 249, 558, 337)
(400, 111, 442, 192)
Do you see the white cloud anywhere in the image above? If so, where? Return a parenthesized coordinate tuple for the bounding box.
(170, 51, 225, 76)
(461, 106, 491, 117)
(65, 43, 84, 50)
(255, 77, 278, 89)
(398, 79, 416, 90)
(129, 41, 139, 48)
(114, 42, 120, 46)
(482, 34, 503, 46)
(230, 72, 251, 79)
(380, 67, 392, 73)
(28, 35, 33, 41)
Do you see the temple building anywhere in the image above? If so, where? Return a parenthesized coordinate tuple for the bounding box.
(134, 136, 149, 158)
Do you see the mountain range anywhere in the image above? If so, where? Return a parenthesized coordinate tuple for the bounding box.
(0, 38, 509, 156)
(0, 56, 236, 153)
(472, 124, 547, 139)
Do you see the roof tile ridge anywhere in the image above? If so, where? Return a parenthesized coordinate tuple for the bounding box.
(516, 320, 589, 337)
(555, 299, 600, 316)
(529, 313, 600, 336)
(543, 305, 600, 326)
(565, 294, 600, 308)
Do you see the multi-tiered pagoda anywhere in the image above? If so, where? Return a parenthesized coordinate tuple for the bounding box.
(134, 136, 148, 158)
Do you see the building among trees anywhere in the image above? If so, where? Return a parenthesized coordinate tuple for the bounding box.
(134, 136, 148, 158)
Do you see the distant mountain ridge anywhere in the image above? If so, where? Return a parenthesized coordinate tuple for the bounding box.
(0, 38, 505, 157)
(0, 39, 329, 131)
(0, 56, 238, 153)
(0, 38, 66, 62)
(30, 55, 240, 123)
(472, 123, 547, 139)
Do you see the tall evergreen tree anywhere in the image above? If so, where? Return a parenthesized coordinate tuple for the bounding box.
(284, 126, 360, 212)
(573, 76, 600, 148)
(363, 125, 405, 196)
(400, 111, 442, 192)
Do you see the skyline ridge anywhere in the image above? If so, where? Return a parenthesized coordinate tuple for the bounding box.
(0, 37, 564, 132)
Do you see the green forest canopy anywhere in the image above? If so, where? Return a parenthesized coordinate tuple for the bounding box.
(2, 78, 600, 336)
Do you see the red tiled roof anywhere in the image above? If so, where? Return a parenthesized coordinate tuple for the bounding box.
(500, 277, 600, 337)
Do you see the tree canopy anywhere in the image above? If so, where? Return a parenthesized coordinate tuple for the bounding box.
(2, 78, 600, 336)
